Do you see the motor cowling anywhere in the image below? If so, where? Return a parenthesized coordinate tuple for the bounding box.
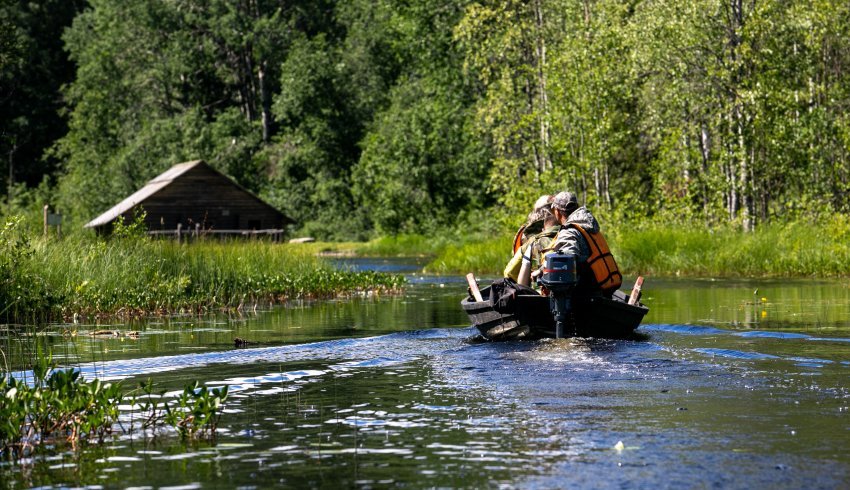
(537, 254, 578, 339)
(538, 254, 578, 292)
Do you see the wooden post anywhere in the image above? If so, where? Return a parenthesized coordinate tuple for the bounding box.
(176, 223, 182, 244)
(628, 276, 644, 305)
(465, 273, 485, 302)
(43, 204, 49, 237)
(194, 223, 200, 239)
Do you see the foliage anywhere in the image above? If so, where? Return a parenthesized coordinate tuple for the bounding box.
(353, 75, 490, 233)
(453, 0, 850, 230)
(261, 34, 365, 238)
(426, 214, 850, 279)
(0, 371, 123, 457)
(350, 0, 491, 234)
(0, 217, 53, 321)
(162, 381, 229, 440)
(5, 0, 850, 244)
(132, 378, 228, 441)
(425, 236, 513, 276)
(0, 352, 229, 459)
(0, 0, 85, 197)
(1, 218, 405, 323)
(0, 346, 124, 456)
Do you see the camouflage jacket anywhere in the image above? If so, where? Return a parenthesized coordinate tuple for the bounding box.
(504, 225, 560, 280)
(552, 206, 600, 262)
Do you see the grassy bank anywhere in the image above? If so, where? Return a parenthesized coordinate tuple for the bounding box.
(423, 216, 850, 278)
(1, 218, 404, 323)
(302, 234, 467, 258)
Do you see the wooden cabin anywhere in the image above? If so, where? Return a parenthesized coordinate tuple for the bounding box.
(84, 160, 290, 236)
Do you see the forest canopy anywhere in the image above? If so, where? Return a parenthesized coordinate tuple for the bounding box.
(2, 0, 849, 239)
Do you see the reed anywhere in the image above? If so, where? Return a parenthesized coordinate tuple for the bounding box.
(424, 237, 512, 276)
(613, 217, 850, 278)
(1, 217, 405, 323)
(424, 216, 850, 278)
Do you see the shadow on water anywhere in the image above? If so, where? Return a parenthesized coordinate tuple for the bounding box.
(2, 270, 850, 488)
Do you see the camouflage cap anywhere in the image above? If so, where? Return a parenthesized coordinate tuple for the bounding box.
(526, 194, 553, 223)
(551, 191, 578, 212)
(532, 194, 552, 211)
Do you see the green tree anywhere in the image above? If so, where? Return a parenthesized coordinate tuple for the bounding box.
(55, 0, 317, 222)
(262, 35, 364, 237)
(455, 0, 553, 217)
(0, 0, 86, 201)
(353, 0, 491, 233)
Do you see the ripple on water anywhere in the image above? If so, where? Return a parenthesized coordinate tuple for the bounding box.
(6, 298, 850, 489)
(693, 347, 780, 360)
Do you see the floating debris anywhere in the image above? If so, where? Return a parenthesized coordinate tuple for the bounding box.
(234, 337, 256, 348)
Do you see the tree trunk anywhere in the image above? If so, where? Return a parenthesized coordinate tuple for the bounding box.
(735, 103, 753, 231)
(699, 124, 711, 216)
(6, 143, 14, 200)
(604, 164, 611, 207)
(594, 166, 600, 201)
(243, 47, 257, 122)
(258, 59, 271, 143)
(724, 112, 737, 221)
(533, 0, 551, 173)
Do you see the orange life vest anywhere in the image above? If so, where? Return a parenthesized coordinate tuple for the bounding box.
(512, 223, 526, 255)
(567, 223, 622, 293)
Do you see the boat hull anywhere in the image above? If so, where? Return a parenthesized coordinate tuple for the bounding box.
(461, 287, 648, 341)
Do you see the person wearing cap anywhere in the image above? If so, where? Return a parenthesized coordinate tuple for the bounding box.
(540, 191, 622, 296)
(504, 196, 559, 287)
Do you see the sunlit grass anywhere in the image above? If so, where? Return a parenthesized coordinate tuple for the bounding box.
(423, 237, 511, 276)
(2, 223, 404, 322)
(424, 216, 850, 278)
(613, 218, 850, 277)
(303, 234, 457, 257)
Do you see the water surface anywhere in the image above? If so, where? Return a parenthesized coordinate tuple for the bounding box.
(2, 270, 849, 489)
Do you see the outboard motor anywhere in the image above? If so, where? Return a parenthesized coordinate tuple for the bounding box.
(537, 254, 578, 338)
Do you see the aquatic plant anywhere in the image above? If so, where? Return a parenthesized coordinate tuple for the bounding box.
(424, 237, 512, 276)
(131, 378, 228, 440)
(1, 216, 405, 323)
(612, 217, 850, 278)
(163, 381, 229, 439)
(0, 349, 123, 457)
(0, 356, 229, 459)
(0, 218, 56, 322)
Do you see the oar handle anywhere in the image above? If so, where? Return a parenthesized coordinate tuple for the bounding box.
(628, 276, 644, 305)
(466, 273, 484, 302)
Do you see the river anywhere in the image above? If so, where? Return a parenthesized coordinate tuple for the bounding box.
(2, 259, 849, 489)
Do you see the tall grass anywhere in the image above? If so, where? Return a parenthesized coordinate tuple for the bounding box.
(424, 237, 512, 276)
(354, 234, 457, 257)
(301, 234, 465, 257)
(613, 217, 850, 278)
(1, 218, 404, 323)
(424, 216, 850, 278)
